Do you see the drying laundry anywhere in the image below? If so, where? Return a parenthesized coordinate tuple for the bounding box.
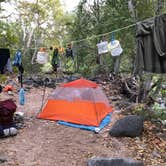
(135, 14, 166, 74)
(0, 48, 10, 74)
(109, 40, 123, 56)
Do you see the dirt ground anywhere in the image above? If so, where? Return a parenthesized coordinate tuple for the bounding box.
(0, 84, 165, 166)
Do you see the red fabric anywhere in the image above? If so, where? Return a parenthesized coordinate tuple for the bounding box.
(38, 100, 113, 126)
(61, 78, 98, 88)
(0, 99, 17, 125)
(38, 78, 113, 126)
(3, 85, 13, 92)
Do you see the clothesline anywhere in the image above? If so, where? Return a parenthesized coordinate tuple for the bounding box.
(71, 23, 136, 44)
(10, 23, 137, 51)
(10, 15, 157, 50)
(71, 15, 157, 44)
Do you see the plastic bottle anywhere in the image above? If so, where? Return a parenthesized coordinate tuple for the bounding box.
(19, 88, 25, 105)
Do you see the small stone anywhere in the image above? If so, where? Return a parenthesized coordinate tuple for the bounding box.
(87, 158, 144, 166)
(152, 150, 161, 158)
(0, 156, 7, 163)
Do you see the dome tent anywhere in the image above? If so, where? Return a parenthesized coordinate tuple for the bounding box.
(38, 78, 113, 127)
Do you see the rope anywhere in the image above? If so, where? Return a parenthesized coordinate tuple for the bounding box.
(71, 23, 136, 44)
(10, 23, 137, 51)
(71, 15, 157, 44)
(9, 15, 157, 51)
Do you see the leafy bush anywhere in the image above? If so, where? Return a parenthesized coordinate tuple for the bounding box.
(0, 74, 7, 83)
(152, 103, 166, 120)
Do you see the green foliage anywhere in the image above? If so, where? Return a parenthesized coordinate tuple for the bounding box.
(68, 0, 136, 75)
(66, 0, 166, 77)
(130, 103, 160, 120)
(160, 89, 166, 97)
(132, 102, 166, 121)
(0, 74, 7, 83)
(41, 62, 53, 73)
(152, 103, 166, 120)
(1, 0, 166, 77)
(131, 104, 150, 118)
(0, 22, 19, 48)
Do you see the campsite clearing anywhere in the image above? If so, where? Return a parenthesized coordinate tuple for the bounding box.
(0, 84, 165, 166)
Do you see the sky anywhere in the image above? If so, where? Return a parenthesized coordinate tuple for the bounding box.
(60, 0, 80, 12)
(0, 0, 80, 13)
(0, 0, 80, 20)
(19, 0, 80, 12)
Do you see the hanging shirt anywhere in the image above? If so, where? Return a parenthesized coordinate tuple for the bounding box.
(0, 48, 10, 74)
(135, 14, 166, 74)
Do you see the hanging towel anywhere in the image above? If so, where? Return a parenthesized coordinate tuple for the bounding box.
(13, 50, 22, 66)
(135, 14, 166, 74)
(13, 50, 24, 74)
(0, 48, 10, 74)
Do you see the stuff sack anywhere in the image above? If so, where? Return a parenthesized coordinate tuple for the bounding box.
(97, 41, 109, 55)
(0, 99, 17, 125)
(36, 51, 49, 64)
(109, 40, 123, 56)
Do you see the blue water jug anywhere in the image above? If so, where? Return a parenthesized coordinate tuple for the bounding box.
(19, 88, 25, 105)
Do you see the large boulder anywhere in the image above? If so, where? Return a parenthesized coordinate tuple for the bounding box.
(87, 158, 144, 166)
(109, 115, 144, 137)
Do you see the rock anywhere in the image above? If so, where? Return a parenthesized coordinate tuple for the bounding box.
(152, 150, 161, 158)
(14, 112, 24, 122)
(157, 132, 166, 140)
(0, 156, 7, 163)
(87, 158, 144, 166)
(109, 115, 144, 137)
(23, 79, 34, 85)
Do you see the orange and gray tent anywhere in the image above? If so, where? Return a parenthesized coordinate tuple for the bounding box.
(38, 78, 113, 127)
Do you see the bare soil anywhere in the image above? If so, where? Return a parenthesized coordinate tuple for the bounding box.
(0, 83, 165, 166)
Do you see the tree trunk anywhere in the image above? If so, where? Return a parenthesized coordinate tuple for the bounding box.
(155, 0, 164, 15)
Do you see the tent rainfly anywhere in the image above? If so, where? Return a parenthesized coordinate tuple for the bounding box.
(38, 78, 113, 127)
